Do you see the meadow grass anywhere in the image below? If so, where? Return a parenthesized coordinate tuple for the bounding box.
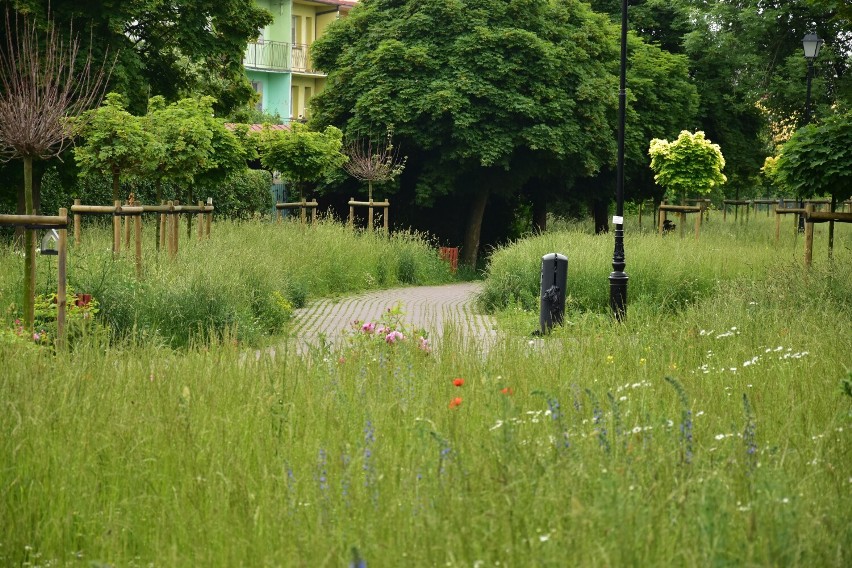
(1, 212, 850, 566)
(0, 218, 454, 348)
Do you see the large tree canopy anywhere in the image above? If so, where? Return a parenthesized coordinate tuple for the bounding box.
(311, 0, 622, 264)
(1, 0, 272, 115)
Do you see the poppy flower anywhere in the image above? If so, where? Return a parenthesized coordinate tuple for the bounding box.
(449, 397, 463, 409)
(453, 378, 464, 387)
(500, 387, 514, 395)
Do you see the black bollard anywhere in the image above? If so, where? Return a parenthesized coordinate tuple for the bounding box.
(539, 253, 568, 334)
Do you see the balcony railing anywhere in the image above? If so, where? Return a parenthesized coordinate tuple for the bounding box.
(243, 40, 321, 74)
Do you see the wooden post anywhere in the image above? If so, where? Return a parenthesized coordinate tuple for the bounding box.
(300, 202, 306, 225)
(638, 201, 643, 231)
(384, 204, 389, 234)
(113, 200, 121, 255)
(124, 202, 131, 251)
(205, 208, 211, 238)
(658, 207, 665, 236)
(694, 210, 701, 240)
(276, 205, 282, 224)
(173, 201, 180, 257)
(746, 203, 750, 222)
(57, 208, 67, 349)
(311, 204, 317, 226)
(774, 205, 781, 244)
(159, 201, 167, 252)
(679, 211, 685, 238)
(804, 203, 814, 267)
(349, 198, 354, 229)
(73, 199, 81, 246)
(197, 201, 204, 241)
(368, 199, 374, 232)
(134, 213, 143, 279)
(723, 203, 727, 222)
(166, 201, 175, 258)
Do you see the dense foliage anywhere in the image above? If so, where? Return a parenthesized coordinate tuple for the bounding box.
(775, 109, 852, 203)
(649, 130, 727, 203)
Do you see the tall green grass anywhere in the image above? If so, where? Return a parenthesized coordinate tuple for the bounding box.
(480, 212, 852, 314)
(0, 218, 454, 347)
(0, 212, 849, 566)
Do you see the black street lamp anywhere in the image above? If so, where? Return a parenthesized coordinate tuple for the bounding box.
(609, 0, 628, 320)
(798, 33, 823, 232)
(802, 33, 823, 124)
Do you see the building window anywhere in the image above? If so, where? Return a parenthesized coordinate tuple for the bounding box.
(251, 81, 263, 111)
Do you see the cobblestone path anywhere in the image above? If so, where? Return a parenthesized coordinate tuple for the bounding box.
(289, 282, 496, 351)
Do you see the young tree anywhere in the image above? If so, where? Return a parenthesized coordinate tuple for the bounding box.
(343, 128, 406, 202)
(648, 130, 726, 203)
(775, 109, 852, 209)
(261, 123, 347, 203)
(74, 92, 154, 202)
(0, 9, 109, 330)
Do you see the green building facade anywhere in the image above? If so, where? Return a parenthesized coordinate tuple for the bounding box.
(244, 0, 355, 121)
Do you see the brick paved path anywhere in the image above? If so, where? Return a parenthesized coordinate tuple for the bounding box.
(290, 282, 496, 351)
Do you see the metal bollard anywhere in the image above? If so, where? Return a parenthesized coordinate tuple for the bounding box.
(539, 253, 568, 334)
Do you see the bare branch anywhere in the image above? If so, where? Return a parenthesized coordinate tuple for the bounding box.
(343, 127, 407, 200)
(0, 8, 113, 162)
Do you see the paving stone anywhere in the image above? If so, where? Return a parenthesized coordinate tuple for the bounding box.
(290, 282, 496, 352)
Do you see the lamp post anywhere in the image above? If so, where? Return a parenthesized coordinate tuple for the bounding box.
(609, 0, 628, 320)
(798, 33, 823, 232)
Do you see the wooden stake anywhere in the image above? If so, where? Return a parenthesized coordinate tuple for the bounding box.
(57, 208, 67, 349)
(113, 200, 121, 255)
(73, 198, 81, 246)
(197, 201, 204, 241)
(694, 209, 701, 240)
(804, 203, 814, 267)
(134, 213, 143, 279)
(384, 204, 389, 234)
(774, 205, 780, 244)
(349, 198, 354, 229)
(658, 207, 665, 236)
(368, 200, 374, 232)
(205, 208, 211, 238)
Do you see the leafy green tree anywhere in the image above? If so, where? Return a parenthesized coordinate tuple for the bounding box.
(1, 0, 272, 115)
(260, 123, 347, 202)
(311, 0, 620, 265)
(74, 93, 154, 202)
(146, 95, 216, 200)
(775, 110, 852, 204)
(648, 130, 726, 203)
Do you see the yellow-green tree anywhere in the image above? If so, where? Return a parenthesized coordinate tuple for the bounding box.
(649, 130, 726, 203)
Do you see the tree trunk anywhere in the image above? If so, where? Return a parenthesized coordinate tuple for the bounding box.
(532, 192, 547, 233)
(112, 171, 120, 202)
(23, 156, 36, 331)
(461, 186, 489, 267)
(592, 198, 609, 234)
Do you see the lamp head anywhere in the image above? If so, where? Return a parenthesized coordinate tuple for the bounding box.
(802, 33, 824, 60)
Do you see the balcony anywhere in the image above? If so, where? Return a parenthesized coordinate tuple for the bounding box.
(243, 40, 322, 75)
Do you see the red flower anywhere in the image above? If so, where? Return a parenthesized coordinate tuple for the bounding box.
(449, 397, 463, 409)
(500, 387, 514, 395)
(453, 378, 465, 387)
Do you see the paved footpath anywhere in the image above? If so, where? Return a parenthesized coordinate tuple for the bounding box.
(289, 282, 496, 351)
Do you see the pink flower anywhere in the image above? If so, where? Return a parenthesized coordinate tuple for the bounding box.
(361, 322, 375, 334)
(385, 330, 404, 344)
(418, 337, 431, 352)
(32, 333, 40, 342)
